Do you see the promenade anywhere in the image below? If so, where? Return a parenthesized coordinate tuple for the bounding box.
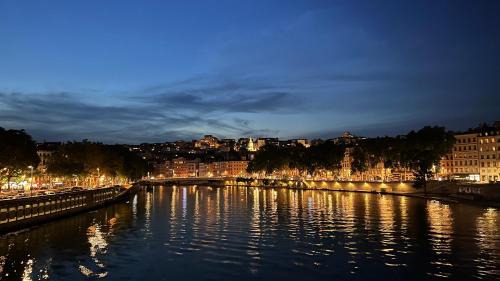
(0, 185, 136, 234)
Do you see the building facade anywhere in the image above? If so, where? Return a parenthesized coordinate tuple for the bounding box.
(452, 132, 480, 181)
(172, 158, 200, 178)
(478, 127, 500, 182)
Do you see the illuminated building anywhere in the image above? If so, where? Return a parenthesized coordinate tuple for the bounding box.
(478, 122, 500, 182)
(194, 135, 220, 149)
(201, 161, 249, 177)
(438, 153, 454, 180)
(452, 132, 480, 181)
(246, 137, 256, 152)
(172, 158, 200, 178)
(36, 142, 60, 173)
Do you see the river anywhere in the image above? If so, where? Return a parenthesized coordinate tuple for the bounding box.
(0, 185, 499, 280)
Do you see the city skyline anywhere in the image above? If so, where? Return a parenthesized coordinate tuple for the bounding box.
(1, 0, 499, 143)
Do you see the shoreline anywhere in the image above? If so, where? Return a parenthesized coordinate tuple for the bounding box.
(225, 184, 500, 208)
(144, 177, 500, 208)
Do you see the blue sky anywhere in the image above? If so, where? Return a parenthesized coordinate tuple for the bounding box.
(0, 0, 499, 143)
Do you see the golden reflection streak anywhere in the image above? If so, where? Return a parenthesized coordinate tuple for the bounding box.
(193, 187, 200, 238)
(287, 189, 299, 240)
(427, 200, 453, 278)
(216, 188, 221, 226)
(363, 193, 373, 231)
(270, 189, 278, 226)
(476, 208, 498, 251)
(223, 187, 229, 232)
(399, 196, 408, 237)
(21, 259, 33, 281)
(145, 190, 153, 232)
(247, 188, 262, 274)
(181, 187, 187, 219)
(475, 208, 499, 277)
(378, 195, 398, 266)
(81, 223, 109, 278)
(170, 186, 178, 221)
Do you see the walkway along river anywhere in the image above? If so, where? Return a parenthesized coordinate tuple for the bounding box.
(0, 185, 498, 280)
(0, 186, 137, 234)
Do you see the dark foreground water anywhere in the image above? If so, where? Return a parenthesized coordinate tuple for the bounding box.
(0, 186, 499, 281)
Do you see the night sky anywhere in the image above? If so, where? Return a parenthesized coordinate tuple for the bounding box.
(0, 0, 499, 143)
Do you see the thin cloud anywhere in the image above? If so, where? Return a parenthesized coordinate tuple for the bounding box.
(0, 91, 276, 143)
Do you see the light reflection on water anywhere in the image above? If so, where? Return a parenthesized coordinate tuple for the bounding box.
(0, 186, 499, 281)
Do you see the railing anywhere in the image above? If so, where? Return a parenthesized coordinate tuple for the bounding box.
(0, 187, 120, 232)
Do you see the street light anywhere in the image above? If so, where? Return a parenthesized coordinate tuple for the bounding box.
(97, 168, 100, 187)
(28, 165, 33, 196)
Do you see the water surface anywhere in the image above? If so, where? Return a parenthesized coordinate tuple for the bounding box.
(1, 186, 499, 280)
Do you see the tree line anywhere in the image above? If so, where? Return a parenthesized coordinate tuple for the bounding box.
(47, 141, 148, 182)
(0, 127, 148, 189)
(247, 126, 455, 190)
(247, 141, 345, 177)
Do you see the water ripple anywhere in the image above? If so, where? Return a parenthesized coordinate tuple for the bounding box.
(0, 186, 499, 280)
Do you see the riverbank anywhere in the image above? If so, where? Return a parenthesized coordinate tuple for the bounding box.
(145, 178, 500, 208)
(218, 183, 500, 208)
(0, 185, 138, 234)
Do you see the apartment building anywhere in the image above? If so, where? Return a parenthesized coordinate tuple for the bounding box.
(452, 132, 480, 181)
(478, 125, 500, 182)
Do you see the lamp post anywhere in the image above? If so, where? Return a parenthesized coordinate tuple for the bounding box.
(97, 168, 100, 187)
(28, 165, 33, 196)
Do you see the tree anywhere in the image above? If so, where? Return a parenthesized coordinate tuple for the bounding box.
(307, 142, 344, 176)
(247, 145, 289, 175)
(46, 142, 148, 184)
(0, 128, 40, 190)
(351, 145, 369, 175)
(247, 142, 344, 178)
(403, 126, 455, 194)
